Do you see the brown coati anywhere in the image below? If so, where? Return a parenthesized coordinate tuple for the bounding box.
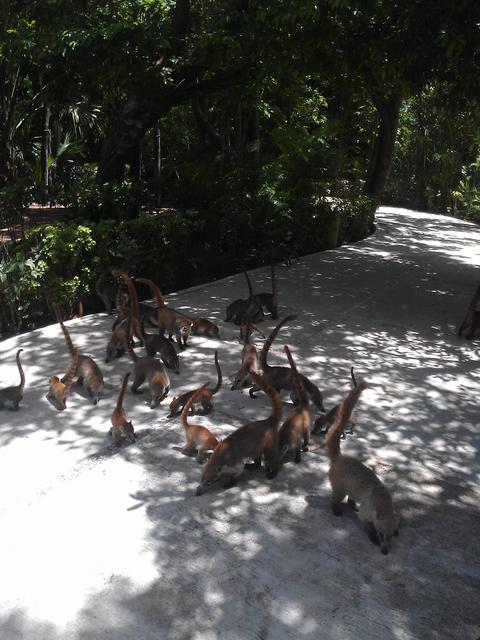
(225, 271, 264, 325)
(135, 277, 192, 349)
(189, 317, 220, 338)
(278, 345, 311, 463)
(327, 381, 399, 555)
(111, 271, 144, 345)
(126, 338, 170, 409)
(139, 316, 180, 374)
(231, 325, 262, 390)
(53, 304, 104, 405)
(110, 372, 135, 445)
(244, 262, 279, 319)
(313, 366, 357, 436)
(105, 316, 131, 362)
(239, 322, 265, 343)
(249, 315, 325, 412)
(180, 384, 220, 463)
(168, 350, 222, 418)
(196, 369, 282, 495)
(47, 347, 79, 411)
(0, 349, 25, 410)
(95, 270, 129, 314)
(458, 284, 480, 340)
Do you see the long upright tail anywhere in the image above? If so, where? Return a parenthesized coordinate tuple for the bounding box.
(211, 350, 222, 395)
(116, 372, 130, 410)
(326, 382, 367, 460)
(181, 384, 209, 432)
(350, 366, 357, 387)
(249, 370, 283, 424)
(112, 271, 140, 319)
(16, 348, 25, 390)
(124, 331, 138, 362)
(62, 348, 79, 388)
(284, 345, 308, 406)
(244, 271, 253, 298)
(136, 278, 166, 327)
(53, 303, 76, 359)
(260, 314, 297, 371)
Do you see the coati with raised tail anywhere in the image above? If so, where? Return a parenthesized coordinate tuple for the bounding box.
(0, 349, 25, 410)
(244, 262, 279, 319)
(110, 372, 135, 445)
(313, 366, 357, 436)
(231, 324, 262, 390)
(168, 350, 222, 417)
(95, 270, 129, 314)
(139, 315, 180, 374)
(135, 277, 192, 349)
(111, 271, 144, 345)
(196, 369, 282, 495)
(249, 315, 325, 412)
(126, 338, 170, 409)
(47, 347, 79, 411)
(225, 272, 264, 325)
(53, 304, 104, 405)
(458, 284, 480, 340)
(327, 381, 399, 555)
(180, 384, 220, 463)
(278, 345, 311, 463)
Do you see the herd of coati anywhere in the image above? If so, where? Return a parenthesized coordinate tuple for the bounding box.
(1, 266, 478, 556)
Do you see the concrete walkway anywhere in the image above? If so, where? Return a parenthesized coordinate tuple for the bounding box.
(0, 206, 479, 640)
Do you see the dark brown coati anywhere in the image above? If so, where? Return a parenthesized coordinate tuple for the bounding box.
(278, 345, 311, 463)
(168, 350, 222, 417)
(180, 385, 220, 463)
(139, 315, 180, 374)
(313, 366, 357, 436)
(196, 369, 282, 495)
(110, 372, 135, 445)
(231, 324, 262, 390)
(244, 261, 279, 319)
(249, 315, 325, 412)
(111, 271, 144, 345)
(95, 270, 129, 314)
(458, 284, 480, 340)
(326, 381, 399, 555)
(225, 271, 264, 325)
(53, 304, 104, 405)
(0, 349, 25, 410)
(47, 347, 79, 411)
(135, 277, 192, 349)
(126, 339, 170, 409)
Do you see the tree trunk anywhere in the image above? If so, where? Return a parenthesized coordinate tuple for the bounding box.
(40, 102, 51, 201)
(153, 124, 162, 207)
(364, 94, 402, 198)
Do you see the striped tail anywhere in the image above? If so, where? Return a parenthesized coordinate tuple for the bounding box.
(16, 349, 25, 390)
(249, 370, 283, 425)
(211, 350, 222, 395)
(326, 382, 367, 460)
(260, 314, 297, 371)
(181, 384, 209, 433)
(284, 345, 308, 407)
(116, 372, 130, 411)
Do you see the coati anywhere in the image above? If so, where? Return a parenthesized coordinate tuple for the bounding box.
(111, 271, 144, 345)
(105, 316, 130, 362)
(244, 262, 279, 319)
(110, 372, 135, 445)
(196, 369, 282, 495)
(168, 350, 222, 417)
(249, 315, 325, 412)
(95, 270, 129, 314)
(458, 284, 480, 340)
(0, 349, 25, 410)
(231, 325, 262, 390)
(135, 277, 192, 349)
(126, 339, 170, 409)
(47, 347, 79, 411)
(313, 367, 357, 436)
(278, 345, 311, 463)
(54, 304, 104, 405)
(327, 381, 399, 555)
(190, 317, 220, 338)
(180, 384, 220, 463)
(225, 272, 264, 325)
(139, 316, 180, 374)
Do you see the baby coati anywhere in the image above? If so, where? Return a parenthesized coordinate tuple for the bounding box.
(196, 369, 282, 495)
(126, 339, 170, 409)
(180, 385, 220, 463)
(244, 262, 279, 319)
(327, 381, 399, 555)
(136, 277, 192, 349)
(313, 367, 357, 436)
(139, 316, 180, 374)
(458, 284, 480, 340)
(231, 325, 262, 390)
(95, 270, 129, 314)
(225, 272, 264, 325)
(110, 372, 135, 445)
(0, 349, 25, 410)
(47, 347, 79, 411)
(279, 345, 311, 463)
(168, 350, 222, 417)
(249, 315, 325, 412)
(54, 304, 104, 405)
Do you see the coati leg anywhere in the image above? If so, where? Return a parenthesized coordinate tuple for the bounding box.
(331, 488, 347, 516)
(245, 456, 262, 470)
(131, 373, 146, 393)
(347, 498, 358, 511)
(263, 445, 280, 478)
(365, 522, 381, 546)
(294, 445, 301, 464)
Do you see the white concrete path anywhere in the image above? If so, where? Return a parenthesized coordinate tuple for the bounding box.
(0, 206, 479, 640)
